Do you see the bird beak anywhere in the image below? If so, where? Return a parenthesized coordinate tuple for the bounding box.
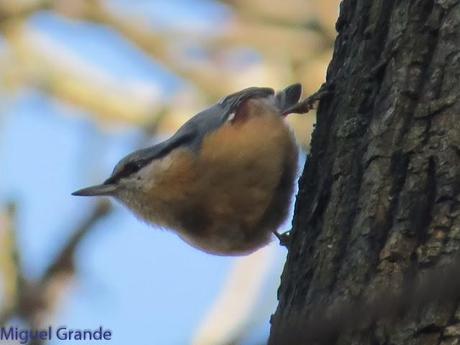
(72, 183, 117, 197)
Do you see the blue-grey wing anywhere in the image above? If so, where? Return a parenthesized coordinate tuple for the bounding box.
(107, 85, 300, 182)
(106, 104, 227, 182)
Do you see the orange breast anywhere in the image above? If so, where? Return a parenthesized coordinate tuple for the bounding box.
(147, 105, 298, 254)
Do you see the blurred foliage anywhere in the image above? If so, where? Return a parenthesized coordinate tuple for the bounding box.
(0, 0, 339, 144)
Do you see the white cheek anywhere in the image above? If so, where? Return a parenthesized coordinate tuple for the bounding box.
(136, 155, 175, 190)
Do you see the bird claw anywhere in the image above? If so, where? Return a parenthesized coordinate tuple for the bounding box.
(283, 82, 333, 115)
(274, 230, 292, 248)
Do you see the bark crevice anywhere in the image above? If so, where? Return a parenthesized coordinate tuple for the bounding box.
(270, 0, 460, 343)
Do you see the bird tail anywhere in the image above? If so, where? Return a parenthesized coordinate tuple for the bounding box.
(274, 83, 302, 116)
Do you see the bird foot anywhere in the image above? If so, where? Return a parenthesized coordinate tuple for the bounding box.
(274, 229, 292, 248)
(283, 82, 334, 115)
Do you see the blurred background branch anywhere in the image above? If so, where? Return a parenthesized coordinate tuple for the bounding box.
(0, 202, 23, 325)
(0, 201, 112, 331)
(0, 0, 337, 142)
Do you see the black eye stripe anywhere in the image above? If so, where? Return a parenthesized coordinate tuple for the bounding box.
(120, 162, 142, 176)
(104, 131, 195, 185)
(104, 162, 143, 184)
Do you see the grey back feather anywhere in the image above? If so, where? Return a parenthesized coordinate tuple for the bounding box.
(106, 84, 302, 183)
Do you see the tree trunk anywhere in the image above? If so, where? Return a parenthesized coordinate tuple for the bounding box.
(270, 0, 460, 344)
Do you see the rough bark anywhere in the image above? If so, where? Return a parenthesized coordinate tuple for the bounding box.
(270, 0, 460, 344)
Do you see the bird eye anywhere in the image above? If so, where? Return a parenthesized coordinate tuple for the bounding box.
(110, 161, 142, 182)
(121, 162, 141, 176)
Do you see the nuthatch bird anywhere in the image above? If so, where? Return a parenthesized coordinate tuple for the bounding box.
(73, 84, 303, 255)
